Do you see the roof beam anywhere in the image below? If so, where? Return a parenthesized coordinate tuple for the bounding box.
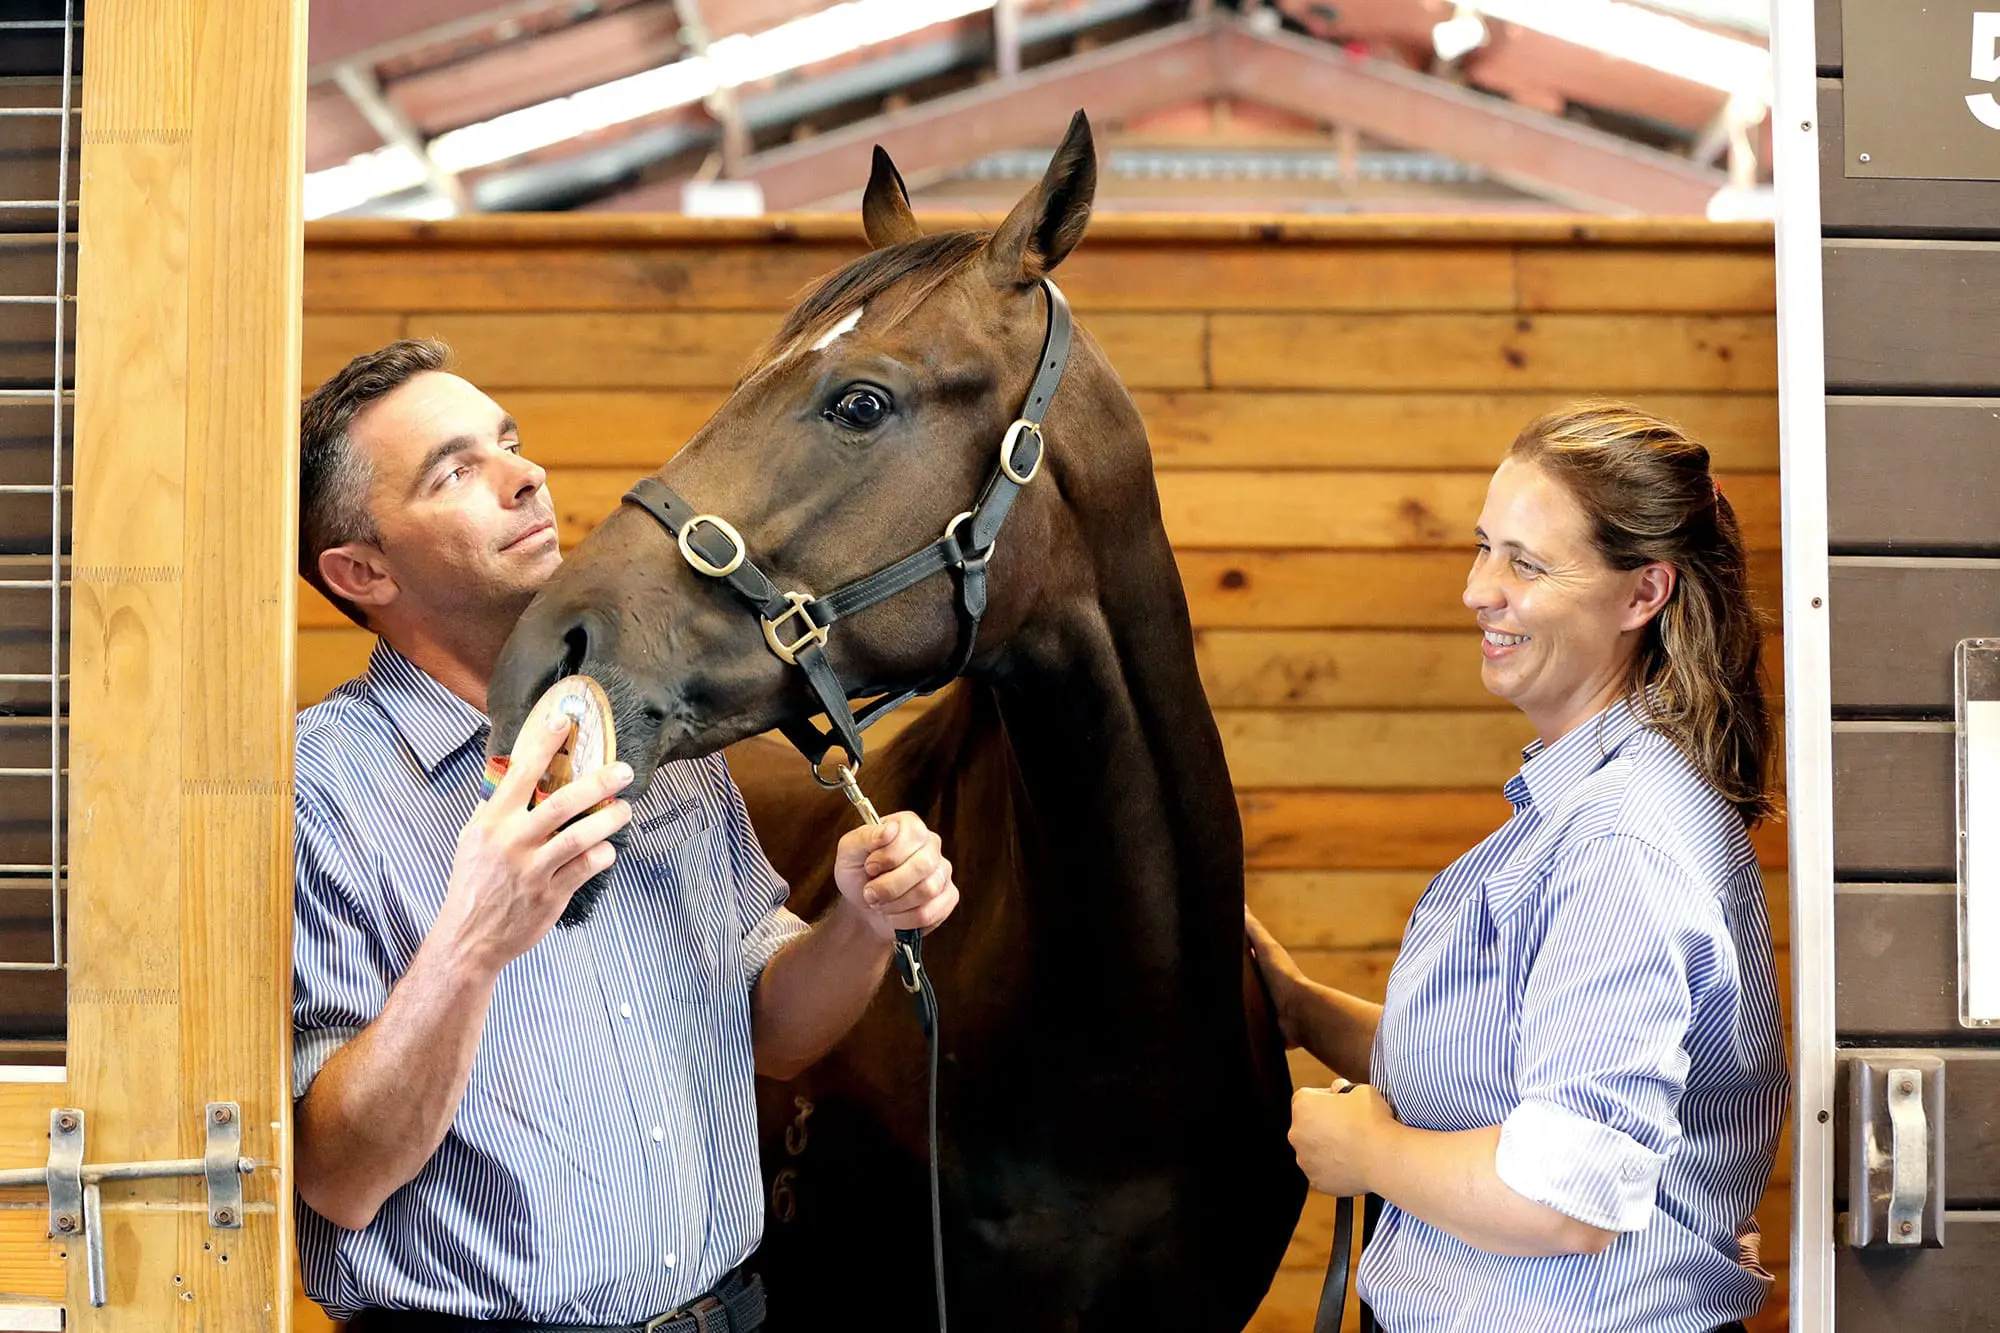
(332, 63, 473, 214)
(591, 21, 1223, 211)
(1214, 21, 1726, 214)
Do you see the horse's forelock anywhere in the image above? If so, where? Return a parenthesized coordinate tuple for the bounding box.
(756, 230, 989, 369)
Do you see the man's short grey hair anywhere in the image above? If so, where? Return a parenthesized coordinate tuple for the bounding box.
(298, 339, 451, 628)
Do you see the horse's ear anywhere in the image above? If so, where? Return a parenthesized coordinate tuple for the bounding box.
(862, 146, 924, 249)
(984, 110, 1096, 288)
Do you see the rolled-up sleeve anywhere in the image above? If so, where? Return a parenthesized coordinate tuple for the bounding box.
(293, 788, 395, 1097)
(1494, 834, 1725, 1233)
(713, 754, 809, 983)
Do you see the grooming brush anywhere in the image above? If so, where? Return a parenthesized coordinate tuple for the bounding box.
(480, 675, 618, 810)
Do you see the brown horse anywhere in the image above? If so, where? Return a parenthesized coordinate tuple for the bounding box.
(486, 113, 1305, 1331)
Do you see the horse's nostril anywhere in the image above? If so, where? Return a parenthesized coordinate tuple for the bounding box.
(561, 620, 590, 679)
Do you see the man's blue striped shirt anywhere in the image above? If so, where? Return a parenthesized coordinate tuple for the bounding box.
(1360, 697, 1789, 1333)
(292, 642, 808, 1321)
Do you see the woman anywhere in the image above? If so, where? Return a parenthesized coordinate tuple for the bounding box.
(1248, 404, 1788, 1333)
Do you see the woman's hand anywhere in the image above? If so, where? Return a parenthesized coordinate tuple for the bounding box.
(1245, 907, 1309, 1049)
(1290, 1080, 1399, 1197)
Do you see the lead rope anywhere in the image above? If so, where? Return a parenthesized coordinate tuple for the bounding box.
(836, 764, 948, 1333)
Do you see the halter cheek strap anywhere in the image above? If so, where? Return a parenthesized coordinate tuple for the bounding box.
(619, 276, 1074, 782)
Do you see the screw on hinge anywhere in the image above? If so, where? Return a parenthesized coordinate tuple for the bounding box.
(1898, 1076, 1917, 1096)
(54, 1213, 76, 1233)
(1899, 1220, 1916, 1237)
(56, 1111, 78, 1132)
(212, 1207, 236, 1226)
(211, 1105, 233, 1125)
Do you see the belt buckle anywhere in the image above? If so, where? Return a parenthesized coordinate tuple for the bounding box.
(645, 1295, 728, 1333)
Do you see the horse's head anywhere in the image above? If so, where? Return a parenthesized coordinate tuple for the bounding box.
(488, 112, 1142, 793)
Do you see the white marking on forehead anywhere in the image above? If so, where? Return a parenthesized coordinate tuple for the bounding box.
(809, 306, 864, 351)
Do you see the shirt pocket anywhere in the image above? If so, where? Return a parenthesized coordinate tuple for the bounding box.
(624, 764, 734, 1003)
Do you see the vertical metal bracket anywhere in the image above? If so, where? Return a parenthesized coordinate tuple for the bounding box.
(204, 1102, 243, 1229)
(1844, 1055, 1946, 1248)
(45, 1107, 81, 1239)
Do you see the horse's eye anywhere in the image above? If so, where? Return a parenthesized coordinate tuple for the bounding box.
(826, 386, 891, 431)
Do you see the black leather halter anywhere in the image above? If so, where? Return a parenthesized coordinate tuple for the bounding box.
(620, 276, 1074, 782)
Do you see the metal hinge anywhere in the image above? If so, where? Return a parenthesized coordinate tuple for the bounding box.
(0, 1103, 256, 1308)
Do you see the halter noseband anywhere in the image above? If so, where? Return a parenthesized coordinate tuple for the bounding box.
(621, 276, 1074, 786)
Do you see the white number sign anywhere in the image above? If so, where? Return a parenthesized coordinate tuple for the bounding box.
(1967, 11, 2000, 128)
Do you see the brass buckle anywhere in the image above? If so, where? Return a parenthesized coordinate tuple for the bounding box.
(943, 509, 996, 569)
(998, 419, 1043, 485)
(677, 513, 746, 579)
(761, 590, 827, 665)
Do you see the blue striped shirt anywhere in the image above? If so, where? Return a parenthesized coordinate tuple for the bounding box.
(292, 642, 808, 1321)
(1360, 697, 1788, 1333)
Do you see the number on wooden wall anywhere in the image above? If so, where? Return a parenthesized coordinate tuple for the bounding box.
(1967, 11, 2000, 128)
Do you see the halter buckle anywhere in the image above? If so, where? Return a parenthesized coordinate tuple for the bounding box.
(999, 419, 1044, 485)
(943, 510, 996, 570)
(762, 590, 829, 665)
(677, 513, 746, 579)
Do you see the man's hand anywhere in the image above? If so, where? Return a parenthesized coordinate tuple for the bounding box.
(831, 812, 958, 939)
(1290, 1079, 1399, 1197)
(434, 707, 634, 971)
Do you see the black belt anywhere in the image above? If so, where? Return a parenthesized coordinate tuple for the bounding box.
(350, 1270, 764, 1333)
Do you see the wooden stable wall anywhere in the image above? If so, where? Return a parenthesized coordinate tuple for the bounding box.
(289, 216, 1787, 1333)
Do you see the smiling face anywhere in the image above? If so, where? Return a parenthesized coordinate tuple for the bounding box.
(328, 370, 561, 635)
(1464, 457, 1676, 745)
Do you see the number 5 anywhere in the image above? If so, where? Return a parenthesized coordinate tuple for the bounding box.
(1969, 12, 2000, 129)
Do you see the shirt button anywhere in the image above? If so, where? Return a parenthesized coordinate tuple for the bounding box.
(620, 1003, 633, 1020)
(651, 1124, 665, 1143)
(663, 1253, 676, 1268)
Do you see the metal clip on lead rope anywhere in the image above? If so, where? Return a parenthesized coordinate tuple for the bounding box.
(833, 763, 947, 1333)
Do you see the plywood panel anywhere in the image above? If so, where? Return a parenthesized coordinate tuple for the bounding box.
(1818, 82, 2000, 239)
(1827, 398, 2000, 553)
(1837, 1211, 2000, 1324)
(1831, 725, 1953, 879)
(1829, 561, 2000, 714)
(1824, 241, 2000, 392)
(1835, 884, 1960, 1037)
(1838, 1054, 2000, 1204)
(1208, 313, 1777, 392)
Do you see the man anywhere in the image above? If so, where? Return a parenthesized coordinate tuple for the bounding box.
(292, 339, 959, 1331)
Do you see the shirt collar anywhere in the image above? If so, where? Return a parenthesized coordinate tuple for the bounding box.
(364, 640, 489, 775)
(1510, 693, 1649, 812)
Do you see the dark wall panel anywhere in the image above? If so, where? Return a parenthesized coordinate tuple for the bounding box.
(1816, 0, 1841, 72)
(1819, 83, 2000, 238)
(1827, 398, 2000, 553)
(1830, 562, 2000, 714)
(1837, 885, 1960, 1036)
(1838, 1212, 2000, 1327)
(1835, 1052, 2000, 1203)
(1832, 726, 1953, 879)
(1825, 241, 2000, 391)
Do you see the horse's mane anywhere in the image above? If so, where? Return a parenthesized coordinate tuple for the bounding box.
(757, 231, 989, 365)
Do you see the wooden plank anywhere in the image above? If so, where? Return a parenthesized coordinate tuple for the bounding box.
(1832, 726, 1954, 879)
(1195, 630, 1503, 709)
(1514, 248, 1776, 314)
(1824, 241, 2000, 392)
(1835, 1053, 2000, 1205)
(303, 312, 403, 390)
(1250, 867, 1791, 951)
(304, 243, 1520, 314)
(1157, 470, 1780, 551)
(1829, 561, 2000, 714)
(408, 310, 1209, 390)
(530, 468, 1782, 556)
(1241, 789, 1514, 871)
(1836, 884, 1961, 1037)
(0, 555, 65, 714)
(1819, 80, 2000, 238)
(1218, 710, 1535, 790)
(1837, 1211, 2000, 1325)
(66, 0, 305, 1328)
(478, 387, 1781, 473)
(1827, 398, 2000, 553)
(1207, 313, 1777, 392)
(298, 626, 374, 707)
(1816, 0, 1841, 72)
(0, 1208, 65, 1302)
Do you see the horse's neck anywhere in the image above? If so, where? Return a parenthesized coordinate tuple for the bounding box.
(985, 527, 1248, 1028)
